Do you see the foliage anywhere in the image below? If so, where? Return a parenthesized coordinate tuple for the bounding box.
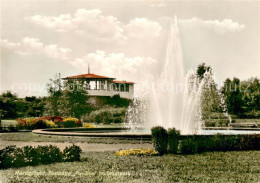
(196, 63, 212, 80)
(63, 144, 82, 162)
(179, 134, 260, 154)
(204, 119, 230, 127)
(15, 117, 81, 129)
(167, 128, 180, 154)
(0, 91, 46, 119)
(222, 78, 244, 115)
(151, 126, 168, 155)
(45, 120, 58, 128)
(0, 145, 82, 169)
(107, 94, 131, 107)
(84, 107, 126, 124)
(44, 74, 63, 116)
(16, 118, 48, 130)
(62, 117, 82, 128)
(36, 145, 63, 164)
(115, 149, 158, 156)
(44, 76, 93, 119)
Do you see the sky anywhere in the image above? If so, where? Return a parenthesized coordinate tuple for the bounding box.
(0, 0, 259, 97)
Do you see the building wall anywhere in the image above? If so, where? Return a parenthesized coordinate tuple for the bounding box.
(87, 84, 134, 99)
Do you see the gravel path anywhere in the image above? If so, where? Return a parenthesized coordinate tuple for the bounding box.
(0, 139, 152, 152)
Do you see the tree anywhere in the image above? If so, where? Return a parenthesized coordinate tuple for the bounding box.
(44, 74, 62, 116)
(196, 63, 212, 80)
(57, 80, 92, 118)
(221, 77, 244, 115)
(196, 63, 222, 118)
(0, 91, 18, 118)
(44, 75, 92, 118)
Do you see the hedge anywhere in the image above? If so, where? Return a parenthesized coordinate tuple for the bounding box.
(0, 144, 82, 169)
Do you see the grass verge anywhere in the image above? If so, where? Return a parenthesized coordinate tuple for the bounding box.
(0, 133, 151, 144)
(0, 151, 259, 183)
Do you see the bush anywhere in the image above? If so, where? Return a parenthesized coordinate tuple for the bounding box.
(63, 117, 82, 128)
(36, 145, 62, 164)
(179, 136, 202, 154)
(204, 119, 230, 127)
(168, 128, 180, 154)
(84, 107, 126, 124)
(16, 118, 26, 130)
(63, 144, 82, 162)
(45, 120, 58, 128)
(151, 126, 168, 155)
(0, 144, 82, 169)
(179, 134, 260, 154)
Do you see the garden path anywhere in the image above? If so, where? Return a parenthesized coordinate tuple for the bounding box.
(0, 139, 152, 152)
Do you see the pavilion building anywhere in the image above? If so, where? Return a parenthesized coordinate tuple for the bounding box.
(62, 72, 135, 105)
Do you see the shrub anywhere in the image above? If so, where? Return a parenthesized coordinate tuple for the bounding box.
(0, 145, 18, 168)
(151, 126, 168, 155)
(179, 137, 198, 154)
(236, 135, 260, 150)
(15, 118, 26, 130)
(34, 120, 48, 129)
(23, 146, 40, 166)
(179, 134, 260, 154)
(45, 120, 58, 128)
(84, 107, 126, 124)
(36, 145, 62, 164)
(63, 117, 82, 128)
(16, 118, 48, 130)
(63, 144, 82, 162)
(0, 144, 83, 169)
(168, 128, 180, 154)
(115, 149, 158, 156)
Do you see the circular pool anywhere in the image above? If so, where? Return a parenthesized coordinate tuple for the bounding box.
(32, 127, 260, 139)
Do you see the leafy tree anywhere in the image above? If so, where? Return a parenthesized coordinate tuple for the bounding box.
(57, 80, 92, 118)
(196, 63, 222, 118)
(221, 78, 244, 115)
(0, 91, 19, 118)
(240, 77, 260, 112)
(44, 76, 92, 118)
(196, 63, 212, 80)
(44, 74, 62, 116)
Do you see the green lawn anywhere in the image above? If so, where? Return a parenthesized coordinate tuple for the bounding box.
(0, 132, 151, 144)
(0, 151, 259, 183)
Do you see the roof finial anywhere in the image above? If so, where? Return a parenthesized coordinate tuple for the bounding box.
(88, 63, 90, 74)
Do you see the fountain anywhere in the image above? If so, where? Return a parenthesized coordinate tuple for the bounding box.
(33, 16, 260, 138)
(126, 16, 225, 134)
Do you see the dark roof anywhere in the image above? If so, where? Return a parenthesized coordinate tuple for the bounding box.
(63, 73, 115, 80)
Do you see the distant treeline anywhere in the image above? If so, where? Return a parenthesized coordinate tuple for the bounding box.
(0, 64, 259, 119)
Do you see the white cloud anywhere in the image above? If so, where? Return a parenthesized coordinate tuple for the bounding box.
(26, 9, 126, 42)
(71, 50, 156, 80)
(125, 18, 162, 39)
(25, 9, 162, 43)
(0, 37, 71, 60)
(179, 17, 245, 33)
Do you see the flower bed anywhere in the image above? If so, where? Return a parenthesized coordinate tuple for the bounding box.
(16, 116, 82, 130)
(115, 149, 158, 156)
